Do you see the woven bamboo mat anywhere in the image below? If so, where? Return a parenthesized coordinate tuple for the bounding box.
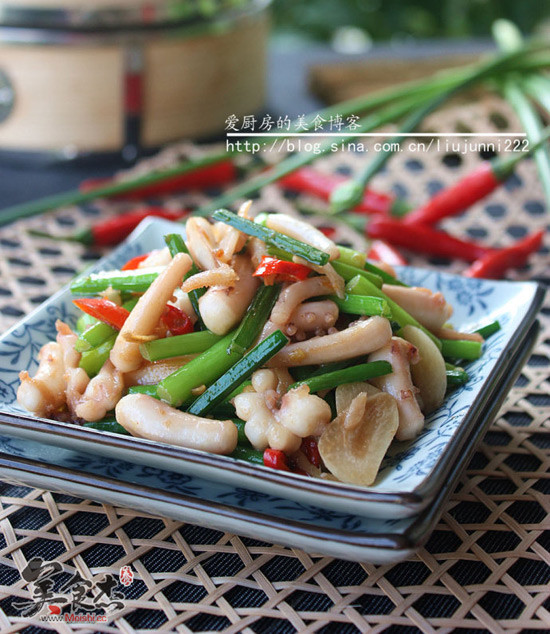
(0, 97, 549, 632)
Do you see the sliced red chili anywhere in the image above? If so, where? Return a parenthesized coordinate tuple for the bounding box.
(263, 448, 290, 471)
(72, 298, 130, 330)
(253, 256, 312, 284)
(121, 253, 150, 271)
(301, 437, 321, 468)
(161, 304, 194, 336)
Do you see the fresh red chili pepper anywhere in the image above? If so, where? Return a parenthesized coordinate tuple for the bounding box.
(72, 298, 130, 330)
(404, 132, 550, 226)
(404, 162, 500, 226)
(253, 256, 312, 284)
(91, 208, 186, 246)
(263, 448, 290, 471)
(367, 217, 493, 262)
(464, 229, 544, 279)
(301, 437, 321, 468)
(279, 167, 410, 217)
(80, 160, 237, 200)
(161, 305, 194, 336)
(29, 207, 186, 247)
(368, 240, 408, 266)
(121, 253, 150, 271)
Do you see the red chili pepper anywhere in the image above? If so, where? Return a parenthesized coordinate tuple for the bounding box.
(29, 207, 186, 247)
(80, 160, 237, 200)
(404, 163, 500, 226)
(121, 253, 150, 271)
(253, 256, 312, 284)
(301, 437, 321, 468)
(367, 217, 493, 262)
(91, 208, 186, 246)
(464, 230, 544, 279)
(72, 298, 130, 330)
(367, 240, 407, 266)
(403, 136, 550, 226)
(161, 305, 194, 336)
(279, 167, 410, 217)
(263, 448, 290, 471)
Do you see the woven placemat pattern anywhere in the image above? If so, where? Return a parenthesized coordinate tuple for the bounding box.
(0, 97, 549, 632)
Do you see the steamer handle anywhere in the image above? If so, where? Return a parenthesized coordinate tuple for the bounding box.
(0, 68, 14, 125)
(123, 44, 144, 162)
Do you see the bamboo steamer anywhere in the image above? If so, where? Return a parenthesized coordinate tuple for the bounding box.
(0, 0, 269, 158)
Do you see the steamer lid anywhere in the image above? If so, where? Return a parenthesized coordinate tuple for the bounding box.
(0, 0, 257, 29)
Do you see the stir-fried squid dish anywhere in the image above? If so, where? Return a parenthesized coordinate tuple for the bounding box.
(17, 205, 497, 486)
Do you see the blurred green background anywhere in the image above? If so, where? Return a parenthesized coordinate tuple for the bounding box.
(272, 0, 550, 47)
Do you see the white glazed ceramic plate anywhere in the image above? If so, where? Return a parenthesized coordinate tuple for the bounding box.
(0, 320, 539, 563)
(0, 218, 544, 519)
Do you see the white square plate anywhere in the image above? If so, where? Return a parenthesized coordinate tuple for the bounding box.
(0, 218, 544, 519)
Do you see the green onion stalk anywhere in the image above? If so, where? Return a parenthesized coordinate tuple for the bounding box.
(328, 36, 550, 213)
(492, 20, 550, 209)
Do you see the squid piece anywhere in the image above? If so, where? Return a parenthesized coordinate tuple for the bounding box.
(233, 376, 330, 452)
(269, 316, 392, 367)
(138, 247, 172, 268)
(270, 277, 334, 327)
(110, 252, 192, 373)
(124, 356, 195, 387)
(213, 221, 247, 264)
(248, 237, 268, 269)
(116, 393, 237, 454)
(199, 255, 259, 335)
(287, 300, 339, 334)
(368, 336, 424, 441)
(56, 320, 89, 416)
(56, 320, 80, 370)
(265, 213, 340, 261)
(382, 284, 453, 332)
(75, 360, 124, 422)
(293, 257, 345, 298)
(276, 384, 332, 438)
(234, 390, 302, 453)
(169, 288, 197, 323)
(17, 342, 66, 417)
(185, 217, 220, 271)
(181, 264, 238, 293)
